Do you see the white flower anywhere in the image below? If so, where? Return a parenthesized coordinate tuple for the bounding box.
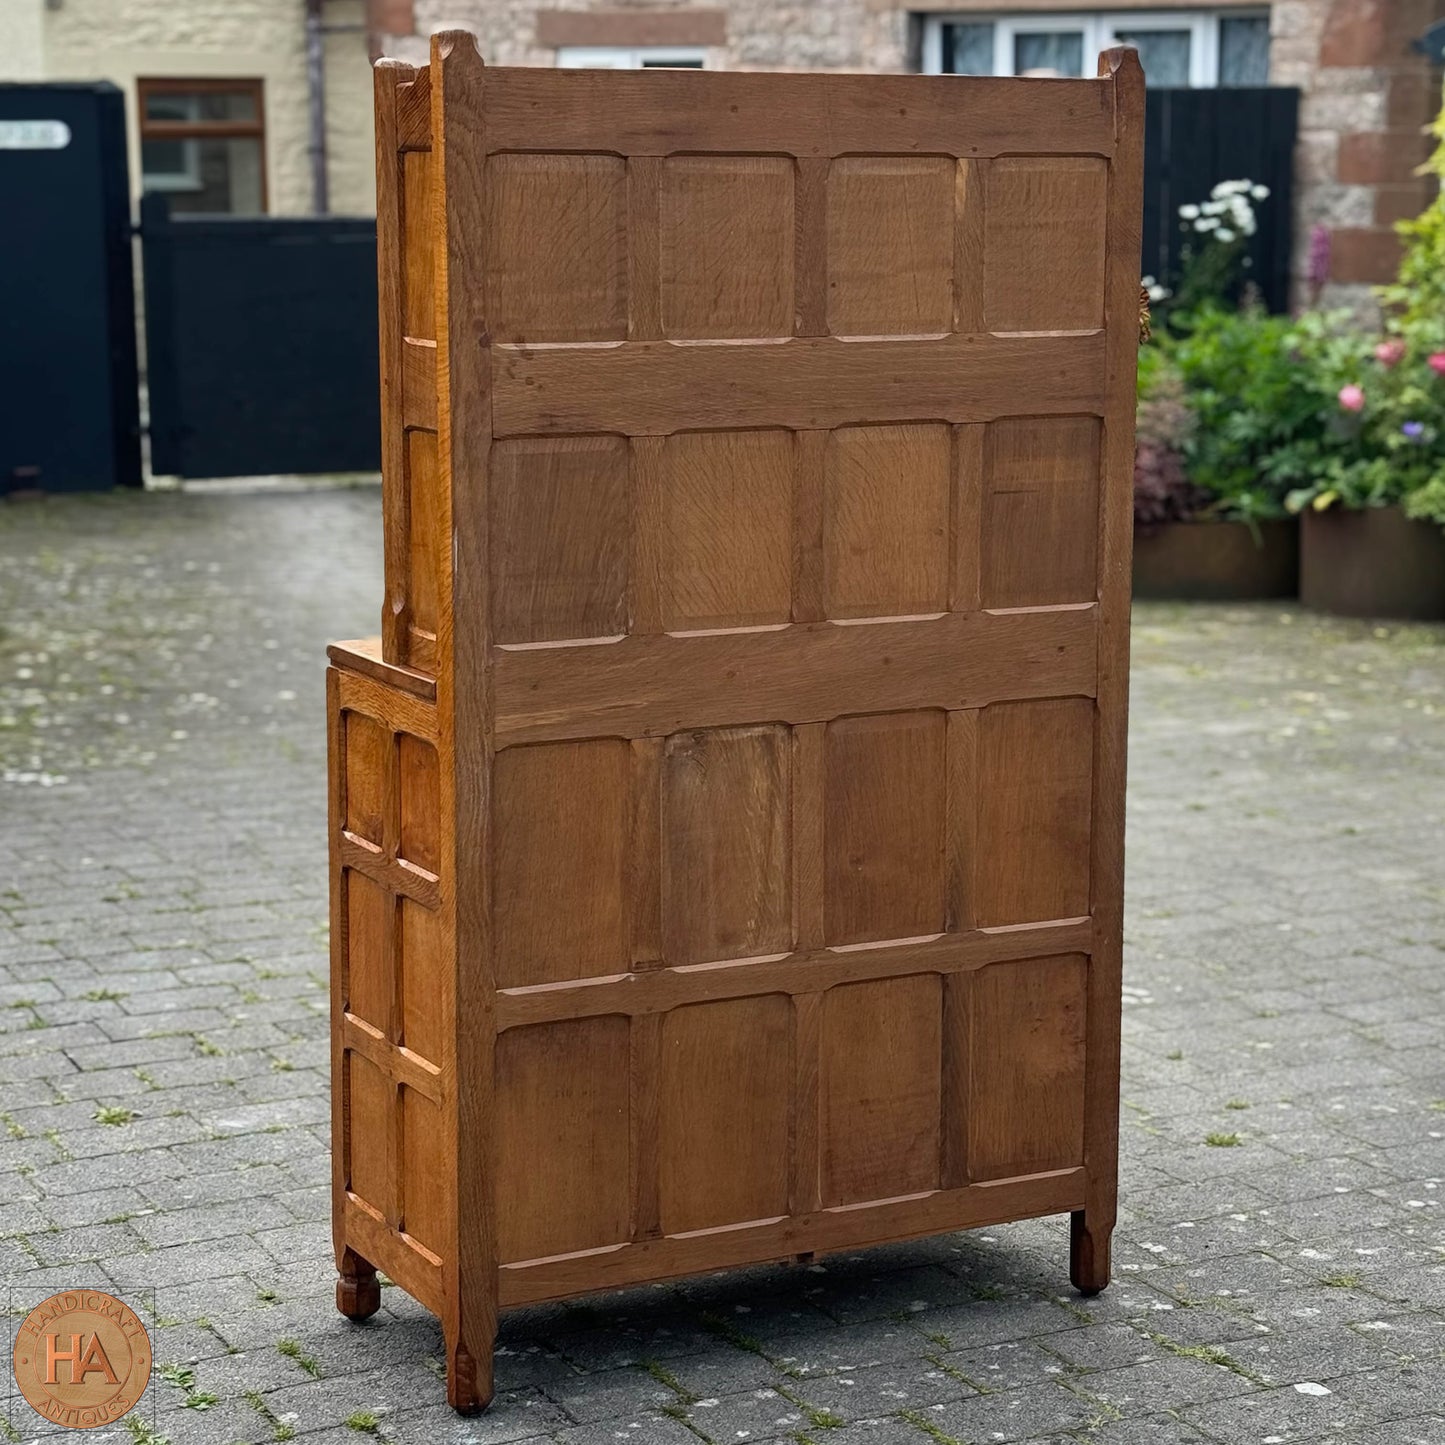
(1251, 184, 1270, 200)
(1147, 282, 1171, 302)
(1216, 227, 1236, 242)
(1194, 216, 1220, 231)
(1141, 274, 1157, 287)
(1179, 203, 1200, 220)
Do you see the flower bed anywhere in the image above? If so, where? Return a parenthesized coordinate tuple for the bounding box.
(1134, 92, 1445, 612)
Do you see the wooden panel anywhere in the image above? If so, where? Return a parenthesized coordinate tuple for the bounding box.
(347, 1051, 394, 1212)
(493, 606, 1098, 746)
(496, 1018, 631, 1262)
(480, 68, 1116, 159)
(399, 897, 445, 1063)
(406, 428, 441, 643)
(821, 975, 942, 1206)
(659, 429, 794, 631)
(661, 726, 791, 966)
(824, 424, 951, 618)
(493, 741, 630, 986)
(402, 149, 434, 340)
(659, 157, 794, 339)
(982, 417, 1101, 609)
(967, 955, 1088, 1180)
(827, 158, 954, 337)
(492, 330, 1106, 437)
(346, 871, 393, 1034)
(344, 711, 389, 844)
(398, 734, 439, 874)
(487, 153, 627, 343)
(824, 712, 946, 946)
(659, 996, 792, 1232)
(491, 436, 629, 645)
(975, 699, 1094, 927)
(401, 1085, 447, 1257)
(984, 158, 1108, 332)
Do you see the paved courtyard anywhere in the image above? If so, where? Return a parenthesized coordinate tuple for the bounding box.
(2, 485, 1444, 1445)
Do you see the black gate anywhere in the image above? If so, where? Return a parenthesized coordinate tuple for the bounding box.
(1143, 87, 1300, 313)
(141, 194, 380, 478)
(0, 84, 140, 493)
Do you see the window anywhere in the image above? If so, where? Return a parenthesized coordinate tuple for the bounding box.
(923, 10, 1271, 87)
(138, 78, 266, 214)
(556, 46, 707, 69)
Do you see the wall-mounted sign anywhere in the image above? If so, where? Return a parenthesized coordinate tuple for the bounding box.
(0, 120, 72, 150)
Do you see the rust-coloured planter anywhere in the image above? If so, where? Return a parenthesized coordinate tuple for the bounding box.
(1132, 519, 1298, 602)
(1300, 506, 1445, 621)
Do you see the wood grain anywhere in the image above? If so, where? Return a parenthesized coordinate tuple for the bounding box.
(333, 43, 1143, 1409)
(493, 607, 1097, 747)
(492, 331, 1106, 438)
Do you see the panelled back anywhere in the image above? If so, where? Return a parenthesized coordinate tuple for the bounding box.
(359, 41, 1141, 1315)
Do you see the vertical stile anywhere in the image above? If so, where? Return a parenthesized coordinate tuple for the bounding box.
(629, 737, 663, 966)
(629, 1013, 663, 1240)
(949, 424, 984, 614)
(431, 29, 496, 1412)
(374, 61, 415, 667)
(792, 431, 827, 625)
(1075, 46, 1145, 1292)
(794, 156, 829, 338)
(627, 156, 663, 342)
(629, 437, 667, 635)
(954, 158, 987, 333)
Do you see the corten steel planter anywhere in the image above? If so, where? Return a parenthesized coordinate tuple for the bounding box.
(1300, 505, 1445, 621)
(1132, 519, 1299, 601)
(326, 33, 1145, 1412)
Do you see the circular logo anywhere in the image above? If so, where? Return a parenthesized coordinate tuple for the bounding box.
(12, 1291, 151, 1430)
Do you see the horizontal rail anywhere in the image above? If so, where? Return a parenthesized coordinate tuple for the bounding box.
(493, 606, 1097, 746)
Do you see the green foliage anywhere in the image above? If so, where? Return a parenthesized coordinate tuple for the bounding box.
(1143, 79, 1445, 526)
(1153, 303, 1325, 521)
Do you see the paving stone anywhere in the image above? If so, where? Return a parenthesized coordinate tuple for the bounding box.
(4, 496, 1445, 1441)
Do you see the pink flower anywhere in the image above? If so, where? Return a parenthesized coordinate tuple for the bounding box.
(1338, 384, 1365, 412)
(1429, 353, 1445, 377)
(1375, 339, 1406, 367)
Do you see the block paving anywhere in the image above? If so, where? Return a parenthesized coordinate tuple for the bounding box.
(2, 487, 1443, 1444)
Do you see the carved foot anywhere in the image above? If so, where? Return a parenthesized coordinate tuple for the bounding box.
(446, 1340, 493, 1414)
(1070, 1210, 1112, 1297)
(336, 1249, 381, 1320)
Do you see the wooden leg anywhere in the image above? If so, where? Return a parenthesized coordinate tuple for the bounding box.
(336, 1248, 381, 1320)
(445, 1331, 494, 1414)
(1070, 1210, 1111, 1296)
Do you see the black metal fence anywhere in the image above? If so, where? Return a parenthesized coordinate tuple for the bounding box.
(1143, 87, 1300, 313)
(141, 193, 380, 479)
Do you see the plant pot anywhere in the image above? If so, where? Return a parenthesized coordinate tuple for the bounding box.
(1132, 519, 1299, 601)
(1300, 505, 1445, 621)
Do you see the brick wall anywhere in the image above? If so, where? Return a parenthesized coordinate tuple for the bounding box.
(379, 1, 1444, 310)
(1275, 0, 1445, 312)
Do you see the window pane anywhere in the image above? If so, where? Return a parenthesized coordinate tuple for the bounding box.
(943, 21, 995, 75)
(1220, 16, 1270, 86)
(143, 87, 258, 124)
(1013, 31, 1084, 77)
(142, 136, 263, 214)
(1113, 29, 1191, 86)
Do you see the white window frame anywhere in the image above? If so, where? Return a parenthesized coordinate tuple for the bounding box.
(556, 45, 709, 69)
(920, 9, 1268, 87)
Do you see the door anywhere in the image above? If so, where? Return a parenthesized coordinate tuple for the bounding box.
(0, 84, 139, 493)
